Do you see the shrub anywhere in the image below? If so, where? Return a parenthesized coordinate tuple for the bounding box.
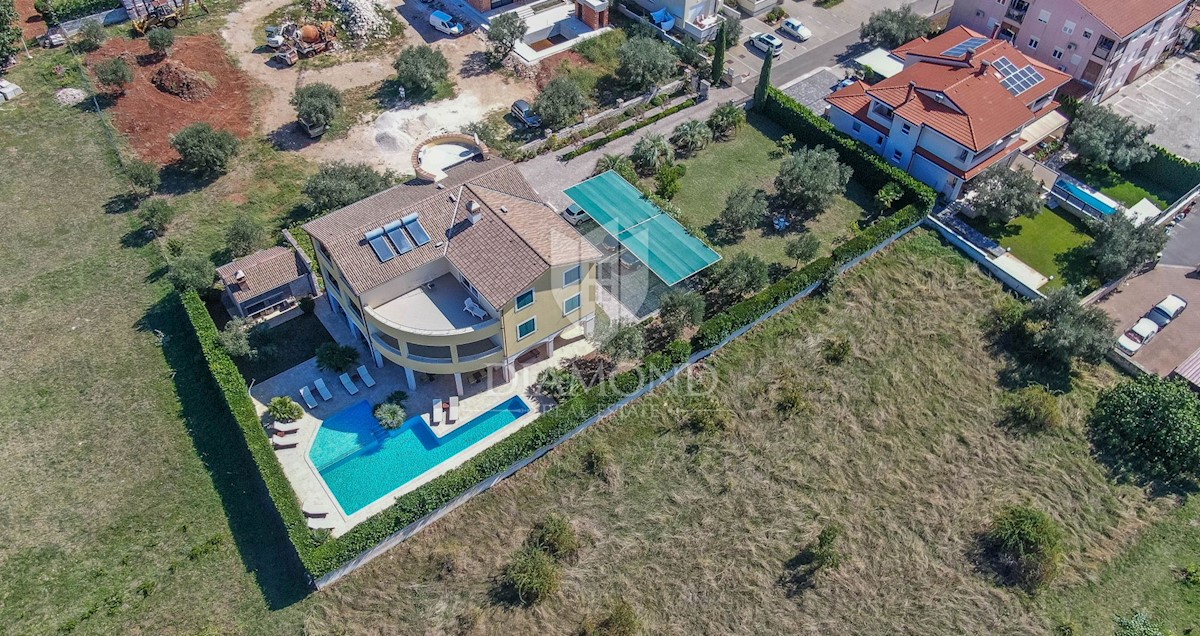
(785, 234, 820, 265)
(94, 56, 134, 94)
(658, 290, 704, 339)
(574, 28, 625, 68)
(374, 402, 407, 429)
(1087, 213, 1168, 282)
(124, 159, 161, 195)
(773, 132, 796, 158)
(529, 513, 580, 560)
(630, 133, 674, 175)
(707, 101, 745, 139)
(169, 251, 215, 291)
(775, 382, 808, 415)
(654, 163, 686, 200)
(775, 145, 853, 216)
(137, 198, 174, 234)
(599, 321, 645, 362)
(218, 316, 256, 358)
(712, 253, 769, 303)
(1089, 375, 1200, 481)
(536, 367, 584, 402)
(593, 153, 638, 183)
(315, 342, 359, 373)
(535, 75, 591, 130)
(617, 36, 677, 91)
(1003, 386, 1062, 434)
(147, 27, 174, 57)
(985, 504, 1064, 590)
(874, 181, 903, 212)
(810, 523, 843, 570)
(685, 403, 727, 434)
(171, 123, 240, 176)
(983, 294, 1026, 336)
(819, 336, 850, 364)
(291, 83, 341, 130)
(299, 296, 315, 314)
(1112, 610, 1170, 636)
(562, 99, 696, 160)
(269, 396, 304, 422)
(665, 339, 692, 364)
(669, 119, 713, 156)
(304, 162, 395, 212)
(79, 19, 106, 50)
(581, 598, 641, 636)
(502, 546, 561, 605)
(719, 185, 768, 239)
(393, 45, 450, 92)
(1023, 287, 1114, 367)
(226, 213, 265, 257)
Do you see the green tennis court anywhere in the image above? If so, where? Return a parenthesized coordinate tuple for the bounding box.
(564, 171, 721, 286)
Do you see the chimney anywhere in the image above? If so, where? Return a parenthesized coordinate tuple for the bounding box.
(965, 48, 975, 65)
(467, 200, 480, 213)
(978, 58, 992, 76)
(905, 80, 916, 103)
(234, 270, 246, 281)
(499, 205, 509, 214)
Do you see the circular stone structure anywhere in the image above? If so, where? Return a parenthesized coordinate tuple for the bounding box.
(412, 133, 490, 182)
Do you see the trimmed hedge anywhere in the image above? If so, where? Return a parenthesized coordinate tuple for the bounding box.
(41, 0, 120, 25)
(1127, 145, 1200, 202)
(760, 87, 937, 212)
(691, 204, 925, 350)
(563, 98, 698, 160)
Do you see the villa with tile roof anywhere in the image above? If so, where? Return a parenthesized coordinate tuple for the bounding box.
(949, 0, 1190, 101)
(218, 243, 318, 321)
(824, 27, 1072, 201)
(303, 152, 602, 395)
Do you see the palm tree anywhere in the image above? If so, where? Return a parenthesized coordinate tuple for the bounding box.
(669, 120, 713, 156)
(630, 134, 674, 176)
(707, 101, 747, 140)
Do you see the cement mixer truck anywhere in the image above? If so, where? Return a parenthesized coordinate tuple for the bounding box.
(267, 21, 336, 67)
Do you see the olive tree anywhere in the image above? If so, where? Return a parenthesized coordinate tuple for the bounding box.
(719, 185, 768, 239)
(147, 27, 174, 58)
(860, 5, 931, 49)
(226, 213, 265, 257)
(775, 146, 853, 216)
(171, 123, 240, 176)
(304, 161, 395, 212)
(291, 83, 342, 131)
(616, 36, 676, 91)
(711, 253, 768, 302)
(1068, 102, 1156, 171)
(1022, 287, 1114, 367)
(486, 12, 527, 64)
(1087, 213, 1167, 281)
(658, 290, 705, 339)
(534, 76, 590, 129)
(969, 164, 1044, 224)
(169, 251, 216, 291)
(785, 234, 820, 265)
(94, 57, 134, 95)
(393, 45, 450, 92)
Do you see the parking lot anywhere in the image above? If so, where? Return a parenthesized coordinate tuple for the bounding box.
(1095, 212, 1200, 375)
(1106, 55, 1200, 162)
(726, 26, 810, 85)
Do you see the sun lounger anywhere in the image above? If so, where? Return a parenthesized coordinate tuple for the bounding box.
(464, 297, 488, 319)
(307, 516, 337, 530)
(356, 364, 377, 388)
(272, 438, 299, 450)
(273, 421, 301, 435)
(431, 399, 445, 427)
(299, 385, 318, 409)
(314, 378, 333, 401)
(448, 396, 459, 424)
(339, 373, 360, 395)
(303, 502, 329, 518)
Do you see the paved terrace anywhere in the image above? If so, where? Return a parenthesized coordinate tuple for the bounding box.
(248, 296, 595, 536)
(373, 273, 491, 332)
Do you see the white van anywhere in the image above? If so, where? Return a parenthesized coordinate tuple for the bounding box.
(429, 10, 464, 36)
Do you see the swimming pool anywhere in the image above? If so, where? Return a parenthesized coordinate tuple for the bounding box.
(1053, 179, 1118, 215)
(311, 396, 531, 515)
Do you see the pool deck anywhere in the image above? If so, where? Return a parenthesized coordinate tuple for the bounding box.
(248, 316, 594, 537)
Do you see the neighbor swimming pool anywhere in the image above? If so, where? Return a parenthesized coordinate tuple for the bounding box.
(310, 396, 531, 515)
(1053, 178, 1118, 215)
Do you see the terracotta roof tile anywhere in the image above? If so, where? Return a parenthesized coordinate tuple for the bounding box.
(217, 247, 307, 304)
(1079, 0, 1184, 38)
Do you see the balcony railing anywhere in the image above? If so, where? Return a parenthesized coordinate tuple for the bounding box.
(1093, 37, 1115, 60)
(1005, 7, 1026, 23)
(458, 346, 504, 363)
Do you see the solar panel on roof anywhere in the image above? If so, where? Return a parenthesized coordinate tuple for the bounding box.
(942, 36, 989, 57)
(401, 212, 431, 247)
(992, 56, 1044, 95)
(365, 228, 395, 262)
(383, 219, 414, 255)
(992, 56, 1019, 76)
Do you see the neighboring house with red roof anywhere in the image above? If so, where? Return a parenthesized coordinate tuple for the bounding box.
(824, 28, 1071, 201)
(949, 0, 1190, 101)
(302, 147, 602, 395)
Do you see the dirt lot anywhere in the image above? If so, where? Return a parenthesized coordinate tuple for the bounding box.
(14, 0, 45, 39)
(221, 0, 534, 173)
(86, 35, 254, 164)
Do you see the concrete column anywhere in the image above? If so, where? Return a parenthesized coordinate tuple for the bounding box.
(545, 338, 555, 357)
(503, 361, 514, 383)
(584, 314, 596, 337)
(454, 372, 464, 396)
(372, 347, 383, 368)
(403, 366, 416, 391)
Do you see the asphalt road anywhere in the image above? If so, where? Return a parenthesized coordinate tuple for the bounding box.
(1161, 206, 1200, 269)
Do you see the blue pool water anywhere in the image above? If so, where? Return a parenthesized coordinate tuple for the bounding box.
(311, 396, 531, 515)
(1055, 179, 1117, 215)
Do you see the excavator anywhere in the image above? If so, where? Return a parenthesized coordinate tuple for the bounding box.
(132, 0, 210, 34)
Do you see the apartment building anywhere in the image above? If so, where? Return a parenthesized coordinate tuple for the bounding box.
(949, 0, 1191, 100)
(825, 27, 1071, 200)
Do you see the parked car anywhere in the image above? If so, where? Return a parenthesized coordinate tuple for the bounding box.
(429, 10, 464, 36)
(1147, 294, 1187, 328)
(619, 250, 642, 270)
(834, 77, 856, 90)
(562, 203, 588, 226)
(511, 100, 542, 128)
(779, 18, 811, 41)
(1116, 317, 1160, 355)
(750, 32, 784, 57)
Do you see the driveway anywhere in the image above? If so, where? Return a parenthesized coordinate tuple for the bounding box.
(1106, 55, 1200, 163)
(780, 67, 843, 112)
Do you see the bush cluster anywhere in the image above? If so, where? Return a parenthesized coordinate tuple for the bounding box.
(563, 99, 697, 160)
(1003, 385, 1062, 434)
(985, 504, 1064, 591)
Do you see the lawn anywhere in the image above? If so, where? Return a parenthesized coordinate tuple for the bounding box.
(207, 303, 337, 383)
(1061, 158, 1176, 210)
(967, 206, 1097, 290)
(299, 231, 1174, 635)
(668, 113, 870, 268)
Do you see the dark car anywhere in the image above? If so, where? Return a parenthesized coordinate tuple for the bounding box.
(511, 100, 542, 128)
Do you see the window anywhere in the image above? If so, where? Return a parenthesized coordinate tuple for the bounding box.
(957, 148, 969, 161)
(901, 123, 912, 134)
(1028, 37, 1039, 49)
(517, 317, 537, 340)
(875, 134, 884, 145)
(1037, 9, 1050, 23)
(563, 293, 581, 315)
(1082, 28, 1092, 39)
(1052, 47, 1064, 59)
(515, 288, 534, 311)
(892, 149, 903, 161)
(1063, 20, 1075, 34)
(1152, 18, 1163, 34)
(851, 121, 862, 132)
(562, 265, 581, 287)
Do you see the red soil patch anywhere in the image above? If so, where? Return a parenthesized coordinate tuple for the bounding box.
(86, 35, 253, 165)
(14, 0, 46, 39)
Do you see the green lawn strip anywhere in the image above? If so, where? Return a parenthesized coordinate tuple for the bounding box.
(1042, 496, 1200, 635)
(967, 207, 1095, 290)
(668, 114, 868, 267)
(1061, 158, 1172, 209)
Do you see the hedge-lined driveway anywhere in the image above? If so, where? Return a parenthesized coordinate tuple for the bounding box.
(1107, 55, 1200, 162)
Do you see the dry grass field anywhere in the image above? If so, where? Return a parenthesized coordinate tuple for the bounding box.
(300, 231, 1166, 635)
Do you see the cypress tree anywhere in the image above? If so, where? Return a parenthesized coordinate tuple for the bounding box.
(711, 24, 726, 85)
(753, 48, 773, 111)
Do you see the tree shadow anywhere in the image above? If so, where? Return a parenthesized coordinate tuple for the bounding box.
(139, 294, 312, 608)
(158, 164, 215, 196)
(104, 192, 141, 214)
(75, 92, 116, 113)
(121, 228, 156, 249)
(486, 576, 525, 607)
(1055, 245, 1099, 290)
(268, 122, 320, 152)
(460, 50, 491, 78)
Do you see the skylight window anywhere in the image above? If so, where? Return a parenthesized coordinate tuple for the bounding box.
(365, 228, 395, 262)
(383, 219, 414, 255)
